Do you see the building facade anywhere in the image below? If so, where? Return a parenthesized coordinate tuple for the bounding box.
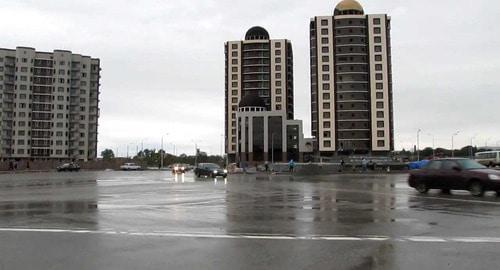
(225, 27, 295, 162)
(310, 0, 394, 156)
(235, 94, 308, 163)
(0, 47, 101, 161)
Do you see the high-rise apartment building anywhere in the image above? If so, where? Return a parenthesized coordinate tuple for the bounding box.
(0, 47, 101, 161)
(310, 0, 394, 156)
(225, 27, 295, 162)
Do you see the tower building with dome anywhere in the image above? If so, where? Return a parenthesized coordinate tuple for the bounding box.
(225, 27, 311, 163)
(310, 0, 394, 156)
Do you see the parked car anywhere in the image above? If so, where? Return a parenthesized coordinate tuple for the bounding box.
(57, 163, 80, 172)
(408, 158, 500, 197)
(172, 164, 186, 174)
(194, 163, 227, 178)
(120, 163, 142, 171)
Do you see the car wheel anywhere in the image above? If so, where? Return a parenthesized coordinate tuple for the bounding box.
(416, 182, 429, 194)
(441, 189, 451, 195)
(469, 181, 484, 197)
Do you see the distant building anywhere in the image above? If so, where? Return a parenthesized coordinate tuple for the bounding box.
(225, 27, 310, 163)
(0, 47, 101, 161)
(310, 0, 394, 156)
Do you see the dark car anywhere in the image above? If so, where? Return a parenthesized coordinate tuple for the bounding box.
(194, 163, 227, 178)
(57, 163, 80, 172)
(408, 158, 500, 197)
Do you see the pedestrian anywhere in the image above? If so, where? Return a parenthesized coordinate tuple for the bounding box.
(264, 161, 269, 172)
(288, 159, 295, 173)
(340, 159, 345, 172)
(8, 161, 13, 171)
(26, 161, 30, 170)
(361, 158, 368, 172)
(14, 161, 18, 170)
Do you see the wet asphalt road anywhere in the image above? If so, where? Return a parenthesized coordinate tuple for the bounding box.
(0, 171, 499, 270)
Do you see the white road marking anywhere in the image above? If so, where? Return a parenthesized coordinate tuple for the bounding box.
(1, 228, 500, 243)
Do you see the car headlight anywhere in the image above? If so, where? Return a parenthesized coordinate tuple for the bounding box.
(213, 170, 218, 174)
(224, 169, 228, 173)
(174, 167, 179, 170)
(489, 174, 500, 180)
(181, 167, 185, 170)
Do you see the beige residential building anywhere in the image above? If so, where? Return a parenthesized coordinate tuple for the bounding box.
(0, 47, 101, 161)
(310, 0, 394, 156)
(225, 27, 295, 163)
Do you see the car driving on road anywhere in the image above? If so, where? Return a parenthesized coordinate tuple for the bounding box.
(194, 163, 227, 178)
(120, 163, 142, 171)
(408, 158, 500, 197)
(57, 163, 80, 172)
(171, 164, 186, 174)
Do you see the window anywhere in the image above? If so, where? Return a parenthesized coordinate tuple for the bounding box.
(323, 84, 330, 90)
(323, 112, 331, 119)
(231, 59, 237, 64)
(20, 85, 27, 90)
(323, 121, 331, 128)
(58, 96, 64, 101)
(231, 82, 237, 87)
(275, 50, 281, 56)
(276, 96, 282, 102)
(323, 103, 330, 109)
(275, 81, 281, 87)
(232, 98, 238, 103)
(322, 65, 330, 72)
(376, 92, 384, 99)
(276, 88, 282, 94)
(322, 56, 329, 62)
(377, 121, 384, 128)
(321, 19, 328, 26)
(231, 51, 237, 57)
(323, 93, 330, 100)
(376, 83, 383, 89)
(377, 131, 385, 137)
(377, 140, 385, 147)
(232, 67, 238, 72)
(376, 102, 384, 109)
(373, 18, 381, 25)
(276, 104, 282, 110)
(231, 74, 237, 80)
(377, 111, 384, 118)
(275, 65, 281, 71)
(275, 42, 281, 48)
(375, 73, 383, 80)
(323, 131, 331, 138)
(374, 46, 382, 52)
(275, 73, 281, 79)
(17, 139, 25, 145)
(375, 55, 382, 61)
(20, 76, 27, 81)
(374, 27, 381, 34)
(321, 37, 329, 44)
(21, 67, 28, 72)
(56, 140, 63, 146)
(231, 44, 238, 49)
(324, 141, 331, 148)
(375, 64, 383, 71)
(231, 90, 237, 96)
(321, 29, 328, 35)
(374, 36, 382, 43)
(322, 74, 330, 81)
(321, 47, 329, 53)
(17, 149, 25, 155)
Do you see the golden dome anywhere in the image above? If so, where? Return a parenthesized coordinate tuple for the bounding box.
(334, 0, 364, 15)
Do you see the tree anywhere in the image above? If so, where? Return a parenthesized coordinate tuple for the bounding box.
(101, 149, 115, 160)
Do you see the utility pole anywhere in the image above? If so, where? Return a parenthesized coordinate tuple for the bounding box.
(160, 133, 169, 169)
(417, 129, 421, 161)
(451, 131, 460, 157)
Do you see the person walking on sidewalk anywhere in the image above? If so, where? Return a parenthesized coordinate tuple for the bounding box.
(361, 158, 368, 172)
(288, 159, 296, 173)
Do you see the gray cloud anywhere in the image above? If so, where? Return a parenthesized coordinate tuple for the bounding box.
(1, 0, 499, 156)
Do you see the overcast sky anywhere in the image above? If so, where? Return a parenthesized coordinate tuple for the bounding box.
(1, 0, 499, 156)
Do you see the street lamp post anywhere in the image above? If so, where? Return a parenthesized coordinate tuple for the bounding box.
(427, 133, 435, 157)
(470, 134, 478, 158)
(451, 131, 460, 157)
(417, 129, 421, 161)
(160, 133, 169, 169)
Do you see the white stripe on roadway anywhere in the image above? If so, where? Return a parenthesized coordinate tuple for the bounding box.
(0, 228, 500, 243)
